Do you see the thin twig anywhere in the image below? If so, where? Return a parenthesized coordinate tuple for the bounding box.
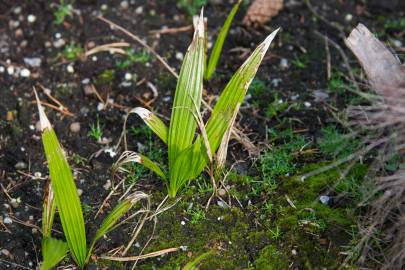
(99, 247, 179, 261)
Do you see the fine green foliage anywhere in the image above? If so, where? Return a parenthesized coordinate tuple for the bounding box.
(88, 118, 103, 142)
(116, 49, 151, 68)
(53, 0, 73, 25)
(36, 93, 149, 269)
(40, 238, 69, 270)
(122, 11, 279, 197)
(60, 42, 83, 61)
(205, 0, 242, 80)
(318, 126, 358, 159)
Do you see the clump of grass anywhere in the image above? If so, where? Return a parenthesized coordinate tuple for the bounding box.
(60, 42, 83, 61)
(187, 205, 206, 224)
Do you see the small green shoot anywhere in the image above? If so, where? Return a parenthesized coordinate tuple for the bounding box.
(291, 53, 309, 69)
(187, 205, 206, 224)
(116, 49, 151, 68)
(318, 126, 358, 159)
(177, 0, 207, 16)
(60, 42, 83, 61)
(88, 118, 103, 142)
(53, 0, 73, 25)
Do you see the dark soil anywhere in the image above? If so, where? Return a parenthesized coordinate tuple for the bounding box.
(0, 0, 404, 269)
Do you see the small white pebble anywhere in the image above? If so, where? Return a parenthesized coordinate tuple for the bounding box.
(280, 58, 289, 69)
(135, 6, 143, 14)
(345, 14, 353, 22)
(34, 172, 42, 179)
(29, 125, 35, 130)
(20, 68, 31, 77)
(0, 66, 4, 73)
(3, 217, 12, 224)
(180, 220, 186, 225)
(66, 65, 74, 73)
(393, 40, 403, 48)
(27, 14, 36, 23)
(91, 56, 98, 61)
(292, 249, 297, 256)
(29, 215, 34, 221)
(13, 6, 22, 14)
(103, 180, 112, 190)
(124, 72, 132, 81)
(7, 66, 15, 75)
(81, 78, 90, 84)
(304, 101, 311, 108)
(120, 1, 129, 9)
(101, 4, 108, 11)
(77, 189, 83, 196)
(55, 33, 62, 39)
(175, 52, 184, 61)
(97, 102, 105, 111)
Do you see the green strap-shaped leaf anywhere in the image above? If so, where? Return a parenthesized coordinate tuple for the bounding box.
(169, 29, 279, 197)
(130, 107, 168, 144)
(41, 237, 69, 270)
(36, 92, 87, 267)
(168, 11, 205, 169)
(182, 250, 214, 270)
(205, 0, 241, 80)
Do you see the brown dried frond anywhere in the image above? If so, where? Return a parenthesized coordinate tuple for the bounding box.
(344, 24, 405, 269)
(243, 0, 283, 27)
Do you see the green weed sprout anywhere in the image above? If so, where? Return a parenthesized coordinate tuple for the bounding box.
(54, 0, 73, 25)
(35, 91, 149, 269)
(117, 11, 279, 198)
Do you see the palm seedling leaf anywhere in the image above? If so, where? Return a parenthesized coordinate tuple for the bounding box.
(40, 237, 69, 270)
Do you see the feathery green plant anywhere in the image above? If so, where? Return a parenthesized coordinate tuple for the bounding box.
(35, 92, 149, 269)
(118, 11, 279, 197)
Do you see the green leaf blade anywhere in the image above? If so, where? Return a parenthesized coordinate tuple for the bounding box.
(41, 237, 69, 270)
(41, 128, 87, 266)
(205, 0, 241, 80)
(131, 107, 168, 144)
(168, 11, 206, 170)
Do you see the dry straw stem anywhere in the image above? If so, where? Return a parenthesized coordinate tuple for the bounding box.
(344, 24, 405, 269)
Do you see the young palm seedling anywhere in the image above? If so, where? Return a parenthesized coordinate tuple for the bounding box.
(35, 91, 150, 269)
(116, 11, 279, 198)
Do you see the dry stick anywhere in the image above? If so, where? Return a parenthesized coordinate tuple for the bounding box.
(149, 25, 193, 35)
(99, 247, 179, 262)
(97, 16, 178, 78)
(324, 35, 331, 80)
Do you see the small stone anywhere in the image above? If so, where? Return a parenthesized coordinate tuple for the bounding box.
(319, 195, 330, 205)
(104, 148, 117, 158)
(77, 189, 83, 196)
(393, 40, 403, 48)
(313, 90, 329, 102)
(9, 20, 20, 29)
(35, 120, 42, 131)
(91, 56, 98, 61)
(101, 4, 108, 11)
(280, 58, 289, 69)
(20, 68, 31, 77)
(20, 40, 28, 48)
(13, 6, 22, 14)
(304, 101, 311, 108)
(217, 200, 229, 209)
(15, 28, 23, 38)
(345, 14, 353, 22)
(15, 161, 27, 170)
(218, 189, 226, 197)
(292, 249, 297, 256)
(87, 41, 96, 49)
(10, 198, 20, 208)
(33, 172, 42, 179)
(97, 102, 105, 111)
(120, 1, 129, 9)
(103, 180, 111, 190)
(70, 122, 81, 133)
(1, 249, 11, 258)
(124, 72, 132, 81)
(53, 38, 66, 48)
(55, 33, 62, 39)
(181, 220, 186, 225)
(81, 78, 90, 84)
(135, 6, 143, 14)
(175, 52, 184, 61)
(83, 85, 94, 96)
(3, 217, 12, 224)
(66, 65, 74, 73)
(27, 14, 36, 23)
(24, 57, 42, 67)
(0, 66, 4, 73)
(7, 66, 15, 75)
